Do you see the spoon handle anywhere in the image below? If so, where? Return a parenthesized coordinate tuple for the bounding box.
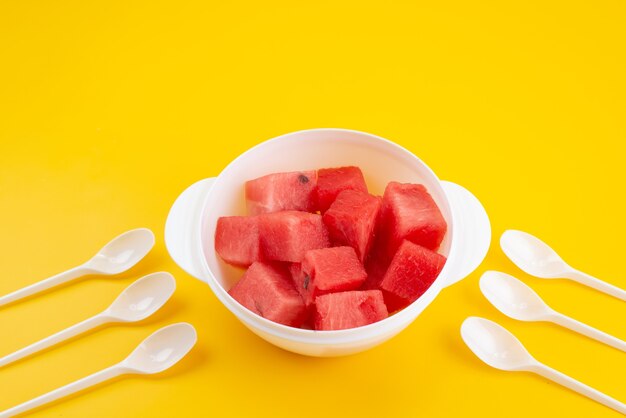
(0, 365, 124, 417)
(0, 266, 88, 308)
(532, 364, 626, 415)
(549, 313, 626, 353)
(0, 315, 108, 368)
(565, 270, 626, 302)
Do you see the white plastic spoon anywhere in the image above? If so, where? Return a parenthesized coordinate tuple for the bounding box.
(0, 322, 197, 418)
(0, 228, 155, 307)
(501, 230, 626, 301)
(480, 271, 626, 352)
(0, 272, 176, 368)
(461, 317, 626, 415)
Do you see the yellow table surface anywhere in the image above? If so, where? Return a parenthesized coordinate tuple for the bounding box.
(1, 1, 625, 417)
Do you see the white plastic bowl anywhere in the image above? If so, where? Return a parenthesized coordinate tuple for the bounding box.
(165, 128, 491, 357)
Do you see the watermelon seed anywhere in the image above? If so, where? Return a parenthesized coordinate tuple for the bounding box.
(298, 174, 309, 184)
(303, 274, 310, 290)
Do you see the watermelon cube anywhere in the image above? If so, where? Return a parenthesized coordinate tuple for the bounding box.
(323, 190, 381, 263)
(245, 171, 317, 215)
(215, 216, 261, 267)
(314, 290, 388, 331)
(378, 182, 447, 260)
(315, 166, 368, 213)
(258, 211, 330, 263)
(301, 246, 367, 305)
(228, 262, 307, 327)
(380, 240, 447, 312)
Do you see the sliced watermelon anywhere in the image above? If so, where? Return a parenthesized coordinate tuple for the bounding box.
(215, 216, 261, 267)
(258, 211, 330, 263)
(228, 262, 307, 327)
(301, 246, 367, 305)
(315, 166, 368, 213)
(245, 171, 317, 215)
(323, 190, 381, 263)
(314, 290, 388, 330)
(378, 182, 447, 261)
(380, 240, 446, 312)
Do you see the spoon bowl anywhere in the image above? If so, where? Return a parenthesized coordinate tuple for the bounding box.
(106, 272, 176, 322)
(123, 323, 198, 374)
(479, 271, 551, 321)
(85, 228, 155, 275)
(461, 316, 535, 371)
(500, 230, 569, 278)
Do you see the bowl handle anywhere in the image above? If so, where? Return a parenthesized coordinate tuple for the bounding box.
(165, 178, 216, 282)
(439, 181, 491, 288)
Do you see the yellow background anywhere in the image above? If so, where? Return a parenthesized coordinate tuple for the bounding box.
(1, 1, 625, 417)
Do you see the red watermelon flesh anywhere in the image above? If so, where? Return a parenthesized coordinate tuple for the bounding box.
(323, 189, 381, 263)
(302, 246, 367, 304)
(258, 211, 330, 263)
(215, 216, 261, 267)
(228, 262, 307, 327)
(245, 171, 317, 215)
(315, 166, 368, 213)
(380, 240, 446, 312)
(314, 290, 388, 330)
(378, 182, 447, 261)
